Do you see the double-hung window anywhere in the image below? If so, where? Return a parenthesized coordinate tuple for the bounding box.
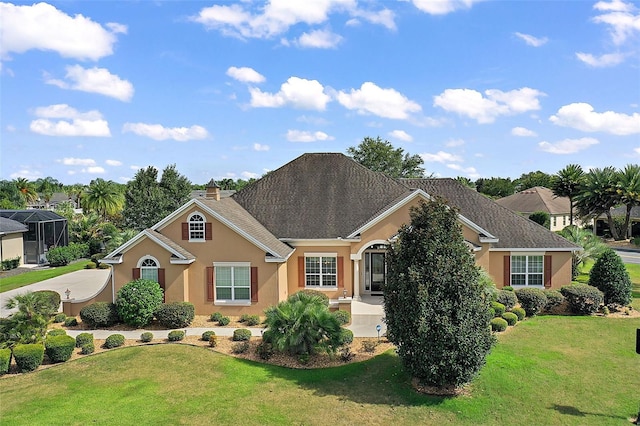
(214, 263, 250, 301)
(188, 213, 205, 241)
(511, 255, 543, 286)
(305, 255, 337, 288)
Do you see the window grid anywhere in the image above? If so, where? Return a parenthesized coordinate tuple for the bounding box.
(140, 258, 158, 282)
(189, 214, 205, 241)
(305, 256, 337, 287)
(511, 255, 543, 286)
(215, 266, 250, 301)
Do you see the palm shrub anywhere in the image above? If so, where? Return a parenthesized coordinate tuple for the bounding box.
(560, 284, 604, 315)
(155, 302, 195, 328)
(12, 343, 44, 372)
(116, 279, 164, 327)
(588, 249, 632, 306)
(33, 290, 61, 314)
(0, 348, 11, 374)
(262, 292, 344, 356)
(45, 334, 75, 363)
(515, 288, 548, 316)
(2, 292, 55, 346)
(559, 225, 608, 279)
(80, 302, 119, 328)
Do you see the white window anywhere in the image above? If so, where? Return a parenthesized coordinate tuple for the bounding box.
(215, 263, 250, 301)
(139, 257, 159, 282)
(305, 255, 337, 288)
(511, 255, 543, 286)
(552, 216, 557, 227)
(563, 216, 567, 226)
(188, 213, 205, 241)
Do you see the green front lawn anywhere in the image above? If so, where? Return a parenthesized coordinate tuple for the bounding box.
(1, 316, 639, 425)
(0, 260, 91, 293)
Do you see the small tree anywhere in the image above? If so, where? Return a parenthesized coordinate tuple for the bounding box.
(384, 199, 495, 392)
(116, 279, 164, 327)
(529, 211, 550, 228)
(1, 292, 56, 348)
(588, 249, 632, 306)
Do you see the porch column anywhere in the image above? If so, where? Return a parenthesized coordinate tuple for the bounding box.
(352, 258, 361, 300)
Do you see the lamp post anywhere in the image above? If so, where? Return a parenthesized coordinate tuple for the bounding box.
(65, 288, 71, 300)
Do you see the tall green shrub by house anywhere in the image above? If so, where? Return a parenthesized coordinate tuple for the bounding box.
(588, 249, 632, 306)
(116, 279, 164, 327)
(384, 198, 495, 391)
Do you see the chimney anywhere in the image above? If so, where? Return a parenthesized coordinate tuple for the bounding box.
(205, 179, 220, 201)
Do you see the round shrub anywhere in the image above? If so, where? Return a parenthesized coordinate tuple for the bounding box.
(490, 317, 508, 332)
(338, 328, 354, 346)
(501, 312, 518, 326)
(45, 335, 75, 363)
(589, 249, 632, 306)
(53, 313, 67, 323)
(510, 307, 526, 321)
(80, 343, 95, 355)
(233, 328, 252, 341)
(560, 284, 604, 315)
(544, 290, 565, 312)
(47, 329, 67, 337)
(155, 302, 195, 329)
(46, 246, 74, 267)
(491, 302, 506, 317)
(0, 348, 11, 375)
(495, 290, 518, 310)
(231, 341, 249, 354)
(201, 330, 216, 341)
(75, 332, 93, 348)
(209, 334, 218, 348)
(167, 330, 185, 342)
(245, 315, 261, 326)
(210, 312, 223, 322)
(289, 289, 329, 306)
(140, 332, 154, 343)
(13, 344, 44, 372)
(85, 262, 97, 269)
(502, 286, 514, 292)
(515, 288, 548, 317)
(104, 334, 125, 349)
(34, 290, 61, 314)
(64, 317, 78, 327)
(218, 316, 230, 326)
(238, 314, 250, 323)
(333, 310, 351, 325)
(80, 302, 119, 328)
(116, 279, 164, 328)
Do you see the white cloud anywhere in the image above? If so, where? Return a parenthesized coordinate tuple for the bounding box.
(250, 77, 330, 110)
(446, 163, 480, 179)
(389, 130, 412, 141)
(421, 151, 463, 163)
(286, 130, 334, 142)
(337, 82, 421, 120)
(575, 52, 626, 67)
(514, 32, 548, 47)
(241, 171, 259, 179)
(296, 29, 343, 48)
(0, 2, 125, 61)
(433, 87, 544, 123)
(10, 169, 42, 180)
(592, 0, 640, 45)
(105, 159, 122, 166)
(538, 137, 599, 154)
(351, 8, 396, 30)
(122, 123, 209, 141)
(81, 166, 106, 174)
(511, 126, 537, 137)
(30, 104, 110, 137)
(549, 103, 640, 135)
(226, 66, 265, 83)
(60, 158, 96, 166)
(410, 0, 482, 15)
(33, 104, 102, 120)
(45, 65, 133, 101)
(253, 143, 270, 151)
(445, 138, 465, 147)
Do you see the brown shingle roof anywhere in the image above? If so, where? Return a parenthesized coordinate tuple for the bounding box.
(147, 230, 196, 261)
(495, 187, 570, 215)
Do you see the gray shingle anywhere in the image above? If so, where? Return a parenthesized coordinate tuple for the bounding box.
(0, 217, 28, 235)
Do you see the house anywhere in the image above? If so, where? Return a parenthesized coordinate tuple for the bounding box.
(0, 210, 69, 264)
(595, 205, 640, 238)
(0, 217, 28, 267)
(82, 153, 578, 317)
(495, 186, 585, 231)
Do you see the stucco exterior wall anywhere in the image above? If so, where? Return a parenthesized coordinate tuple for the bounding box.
(1, 233, 25, 265)
(488, 250, 573, 290)
(286, 245, 352, 300)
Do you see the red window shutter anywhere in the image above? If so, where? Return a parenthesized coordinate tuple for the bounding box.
(503, 256, 510, 287)
(298, 257, 305, 288)
(182, 222, 189, 240)
(205, 223, 212, 240)
(251, 267, 258, 302)
(337, 256, 344, 288)
(544, 255, 552, 288)
(206, 266, 214, 301)
(158, 268, 166, 302)
(132, 268, 141, 280)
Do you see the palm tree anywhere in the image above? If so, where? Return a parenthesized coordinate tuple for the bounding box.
(69, 212, 104, 244)
(615, 164, 640, 239)
(35, 177, 61, 209)
(575, 167, 620, 240)
(559, 225, 608, 279)
(13, 177, 38, 205)
(2, 292, 55, 346)
(83, 179, 124, 220)
(551, 164, 584, 226)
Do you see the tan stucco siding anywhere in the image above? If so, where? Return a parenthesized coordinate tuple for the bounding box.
(488, 250, 573, 290)
(1, 233, 24, 265)
(286, 246, 352, 300)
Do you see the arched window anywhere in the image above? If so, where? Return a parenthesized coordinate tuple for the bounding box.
(139, 257, 159, 282)
(188, 213, 205, 241)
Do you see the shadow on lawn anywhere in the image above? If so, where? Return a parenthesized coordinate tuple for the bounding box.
(550, 404, 630, 422)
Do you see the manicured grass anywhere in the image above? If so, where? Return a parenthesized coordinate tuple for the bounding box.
(0, 260, 91, 293)
(1, 316, 639, 425)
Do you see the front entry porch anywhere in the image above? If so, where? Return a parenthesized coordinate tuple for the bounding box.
(348, 295, 386, 338)
(352, 243, 388, 300)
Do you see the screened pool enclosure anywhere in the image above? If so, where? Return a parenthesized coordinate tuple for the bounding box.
(0, 210, 68, 264)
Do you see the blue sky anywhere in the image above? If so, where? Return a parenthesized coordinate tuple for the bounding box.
(1, 0, 639, 185)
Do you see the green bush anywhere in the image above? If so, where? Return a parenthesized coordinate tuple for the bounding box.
(515, 288, 548, 316)
(0, 348, 11, 375)
(64, 317, 78, 327)
(218, 316, 230, 326)
(361, 340, 378, 353)
(80, 302, 119, 328)
(589, 249, 632, 306)
(45, 335, 75, 363)
(34, 290, 61, 313)
(245, 315, 260, 326)
(495, 290, 518, 310)
(81, 343, 95, 355)
(290, 289, 330, 306)
(511, 307, 526, 321)
(104, 334, 125, 349)
(75, 333, 93, 348)
(85, 262, 97, 269)
(560, 284, 604, 315)
(338, 328, 354, 346)
(47, 329, 67, 337)
(231, 341, 249, 354)
(529, 211, 550, 228)
(490, 317, 508, 332)
(502, 286, 514, 292)
(46, 246, 74, 267)
(116, 279, 164, 327)
(140, 332, 154, 343)
(210, 312, 223, 322)
(53, 313, 67, 323)
(167, 330, 185, 342)
(233, 328, 252, 341)
(333, 310, 351, 325)
(491, 302, 506, 317)
(544, 290, 565, 312)
(256, 342, 274, 360)
(239, 314, 249, 323)
(501, 312, 518, 326)
(201, 330, 216, 342)
(1, 256, 20, 270)
(155, 302, 195, 329)
(67, 242, 89, 259)
(13, 343, 44, 372)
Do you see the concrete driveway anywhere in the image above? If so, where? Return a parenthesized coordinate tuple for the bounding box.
(0, 269, 110, 318)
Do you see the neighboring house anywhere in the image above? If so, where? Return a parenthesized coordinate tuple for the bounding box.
(0, 217, 28, 266)
(26, 192, 74, 210)
(92, 153, 578, 317)
(0, 210, 69, 264)
(595, 206, 640, 238)
(495, 186, 586, 231)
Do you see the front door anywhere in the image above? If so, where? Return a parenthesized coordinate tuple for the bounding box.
(364, 251, 385, 294)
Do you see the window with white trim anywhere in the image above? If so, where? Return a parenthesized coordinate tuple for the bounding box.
(215, 263, 250, 301)
(305, 255, 337, 287)
(140, 257, 159, 282)
(511, 255, 543, 286)
(188, 213, 205, 241)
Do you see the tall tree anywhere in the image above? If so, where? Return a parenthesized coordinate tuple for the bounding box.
(14, 178, 38, 205)
(515, 170, 553, 192)
(347, 136, 425, 178)
(575, 167, 620, 240)
(615, 164, 640, 239)
(384, 198, 494, 392)
(475, 177, 515, 198)
(551, 164, 584, 226)
(34, 177, 61, 209)
(83, 179, 124, 220)
(455, 176, 476, 190)
(159, 164, 192, 213)
(0, 180, 26, 209)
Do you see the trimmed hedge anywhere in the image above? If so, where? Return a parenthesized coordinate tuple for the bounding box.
(53, 313, 67, 323)
(80, 302, 119, 328)
(45, 335, 75, 363)
(13, 344, 44, 372)
(140, 332, 154, 343)
(245, 315, 260, 326)
(333, 310, 351, 325)
(47, 329, 67, 337)
(218, 316, 230, 326)
(289, 289, 329, 306)
(75, 333, 93, 348)
(501, 312, 518, 326)
(515, 288, 548, 317)
(495, 290, 518, 310)
(64, 317, 78, 327)
(511, 307, 526, 321)
(210, 312, 223, 322)
(560, 284, 604, 315)
(80, 343, 95, 355)
(491, 302, 506, 317)
(544, 290, 565, 312)
(0, 348, 11, 375)
(201, 330, 216, 342)
(490, 317, 508, 332)
(233, 328, 252, 341)
(104, 334, 125, 349)
(155, 302, 195, 329)
(167, 330, 185, 342)
(338, 328, 354, 346)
